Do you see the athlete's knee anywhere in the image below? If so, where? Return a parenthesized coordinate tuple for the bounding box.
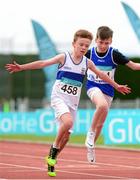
(97, 103, 109, 113)
(63, 119, 73, 130)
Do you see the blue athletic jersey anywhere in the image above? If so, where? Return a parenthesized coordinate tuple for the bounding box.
(86, 47, 117, 97)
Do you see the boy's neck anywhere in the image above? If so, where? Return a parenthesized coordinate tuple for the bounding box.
(96, 47, 108, 56)
(71, 53, 83, 62)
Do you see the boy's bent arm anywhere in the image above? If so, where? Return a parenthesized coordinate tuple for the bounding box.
(87, 59, 131, 95)
(87, 59, 119, 89)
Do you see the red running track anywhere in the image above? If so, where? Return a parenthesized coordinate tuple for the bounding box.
(0, 141, 140, 179)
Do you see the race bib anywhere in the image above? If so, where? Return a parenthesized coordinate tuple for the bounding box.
(88, 69, 114, 84)
(59, 82, 81, 96)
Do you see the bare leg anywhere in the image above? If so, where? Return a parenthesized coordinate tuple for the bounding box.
(46, 112, 73, 176)
(85, 89, 110, 164)
(53, 112, 73, 149)
(90, 93, 109, 143)
(92, 105, 108, 142)
(59, 131, 70, 153)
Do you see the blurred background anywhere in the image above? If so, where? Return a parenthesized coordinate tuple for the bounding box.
(0, 0, 140, 148)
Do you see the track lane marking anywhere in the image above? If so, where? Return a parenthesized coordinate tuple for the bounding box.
(0, 162, 124, 179)
(0, 152, 140, 170)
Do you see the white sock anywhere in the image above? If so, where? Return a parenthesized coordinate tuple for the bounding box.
(53, 143, 59, 149)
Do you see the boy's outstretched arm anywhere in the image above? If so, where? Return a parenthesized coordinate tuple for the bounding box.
(87, 59, 131, 95)
(126, 61, 140, 70)
(5, 54, 64, 73)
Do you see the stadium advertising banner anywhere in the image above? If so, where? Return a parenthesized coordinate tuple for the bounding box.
(103, 109, 140, 144)
(0, 109, 140, 144)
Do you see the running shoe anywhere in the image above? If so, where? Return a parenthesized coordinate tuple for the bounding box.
(47, 163, 56, 177)
(85, 131, 96, 164)
(45, 156, 57, 166)
(45, 145, 59, 177)
(87, 147, 96, 164)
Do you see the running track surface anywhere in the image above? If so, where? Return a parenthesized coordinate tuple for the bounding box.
(0, 141, 140, 179)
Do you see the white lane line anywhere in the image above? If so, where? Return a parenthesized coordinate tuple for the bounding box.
(0, 152, 140, 169)
(0, 162, 124, 179)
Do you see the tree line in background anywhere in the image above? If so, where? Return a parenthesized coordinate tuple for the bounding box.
(0, 54, 140, 101)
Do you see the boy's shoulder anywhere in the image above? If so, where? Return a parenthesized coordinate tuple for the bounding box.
(112, 48, 119, 52)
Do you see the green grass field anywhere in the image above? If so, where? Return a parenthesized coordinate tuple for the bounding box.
(1, 134, 140, 149)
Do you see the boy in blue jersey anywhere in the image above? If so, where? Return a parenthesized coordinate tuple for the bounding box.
(85, 26, 140, 164)
(5, 29, 131, 177)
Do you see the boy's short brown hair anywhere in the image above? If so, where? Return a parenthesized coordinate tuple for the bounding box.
(96, 26, 113, 40)
(73, 29, 93, 42)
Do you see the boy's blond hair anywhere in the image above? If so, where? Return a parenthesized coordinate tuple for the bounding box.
(96, 26, 113, 40)
(73, 29, 93, 42)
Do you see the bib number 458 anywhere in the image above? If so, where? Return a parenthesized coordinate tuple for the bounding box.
(61, 85, 78, 95)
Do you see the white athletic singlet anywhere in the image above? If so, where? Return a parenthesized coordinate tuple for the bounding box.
(51, 51, 88, 110)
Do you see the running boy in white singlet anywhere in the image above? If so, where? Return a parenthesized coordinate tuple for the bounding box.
(5, 29, 131, 177)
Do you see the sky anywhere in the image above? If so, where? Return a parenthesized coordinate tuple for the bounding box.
(0, 0, 140, 57)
